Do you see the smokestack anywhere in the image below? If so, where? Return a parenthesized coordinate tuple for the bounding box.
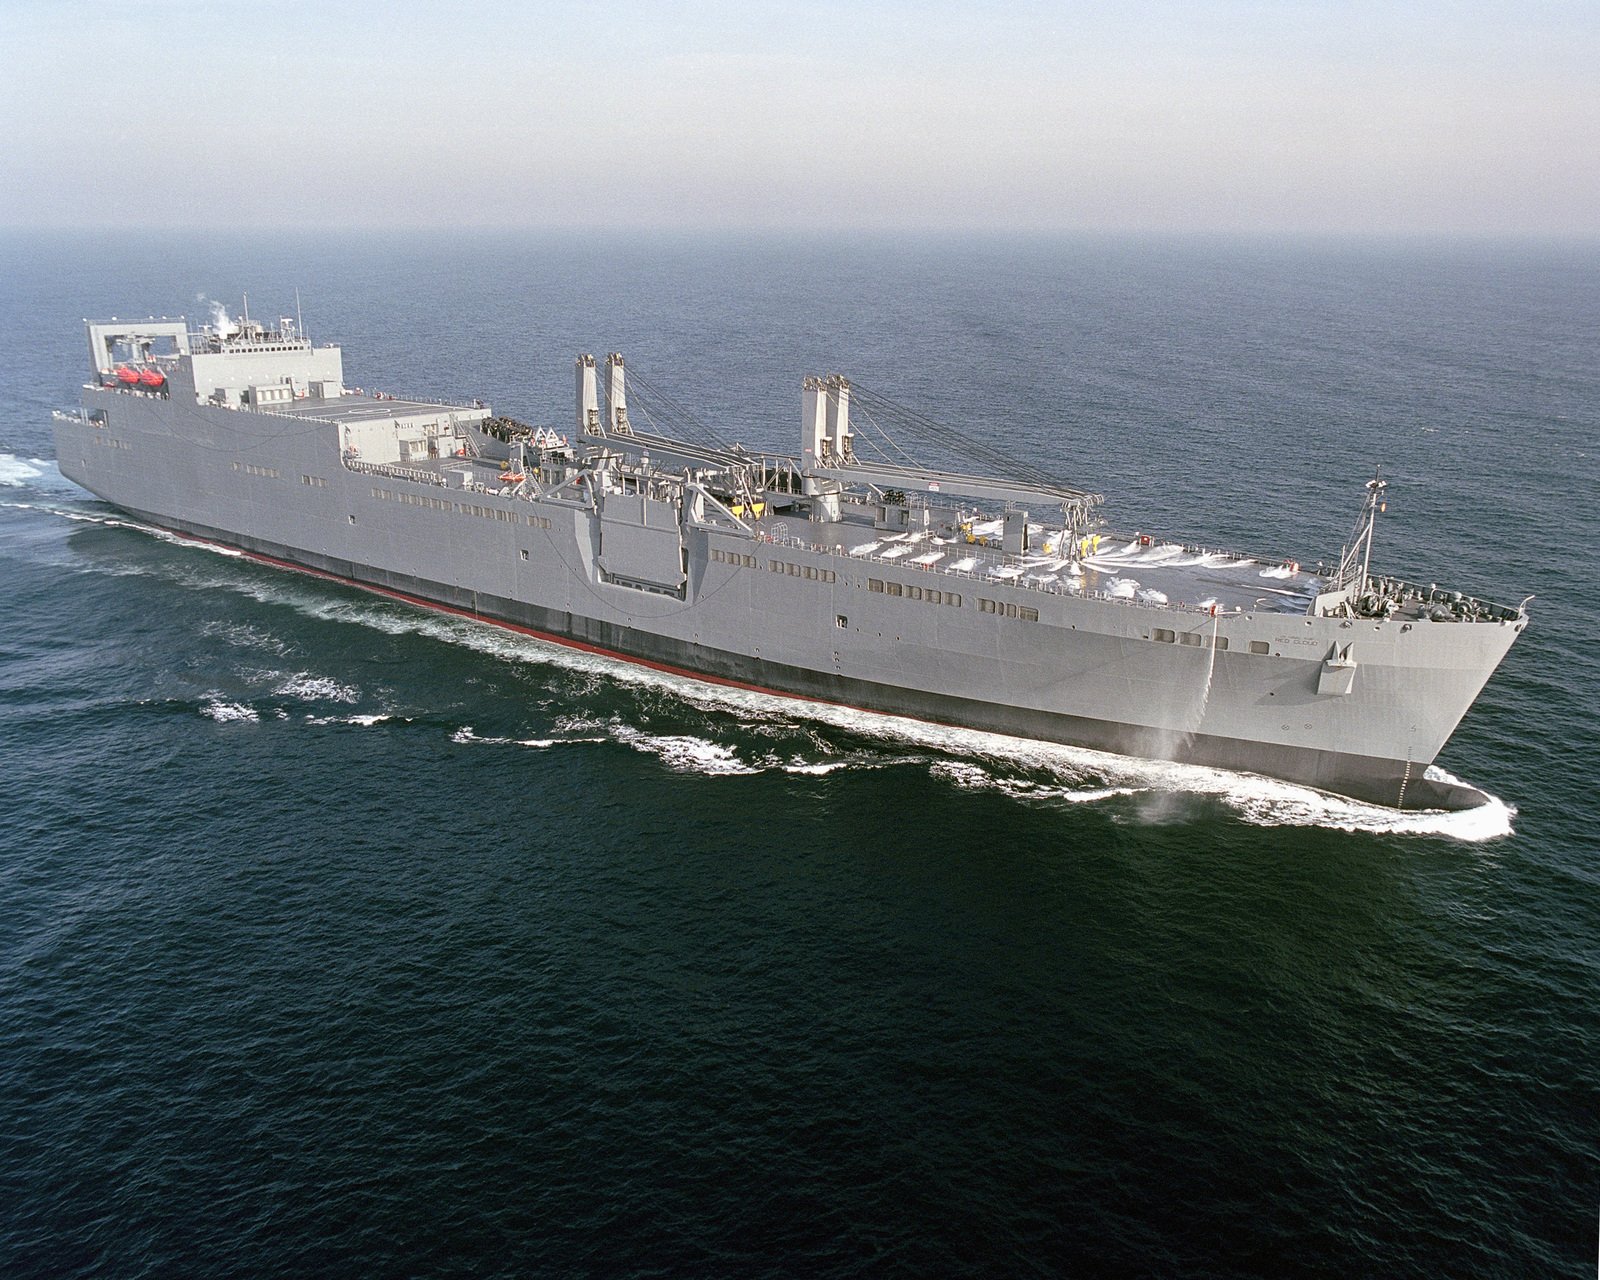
(604, 353, 630, 433)
(802, 376, 827, 462)
(575, 354, 598, 432)
(825, 375, 851, 462)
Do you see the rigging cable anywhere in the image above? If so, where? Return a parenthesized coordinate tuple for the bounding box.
(849, 382, 1064, 490)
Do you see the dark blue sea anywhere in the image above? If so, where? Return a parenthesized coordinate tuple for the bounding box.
(1, 232, 1595, 1278)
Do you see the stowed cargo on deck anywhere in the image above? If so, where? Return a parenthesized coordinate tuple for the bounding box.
(54, 309, 1529, 810)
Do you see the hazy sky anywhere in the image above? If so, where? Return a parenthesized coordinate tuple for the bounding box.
(4, 0, 1595, 235)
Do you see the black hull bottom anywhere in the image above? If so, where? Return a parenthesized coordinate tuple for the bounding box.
(120, 508, 1485, 813)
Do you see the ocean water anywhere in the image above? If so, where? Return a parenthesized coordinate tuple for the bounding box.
(0, 231, 1595, 1277)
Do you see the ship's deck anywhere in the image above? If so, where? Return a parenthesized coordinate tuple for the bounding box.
(375, 446, 1327, 619)
(344, 429, 1521, 623)
(271, 391, 480, 426)
(830, 523, 1323, 617)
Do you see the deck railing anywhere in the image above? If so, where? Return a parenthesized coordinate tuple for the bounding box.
(345, 458, 450, 487)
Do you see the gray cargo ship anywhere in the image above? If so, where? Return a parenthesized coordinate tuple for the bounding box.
(53, 307, 1528, 809)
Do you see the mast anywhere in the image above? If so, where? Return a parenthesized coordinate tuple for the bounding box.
(1335, 469, 1388, 594)
(1359, 471, 1387, 587)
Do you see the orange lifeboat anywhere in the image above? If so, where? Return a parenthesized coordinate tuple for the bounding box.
(115, 366, 140, 385)
(139, 368, 166, 388)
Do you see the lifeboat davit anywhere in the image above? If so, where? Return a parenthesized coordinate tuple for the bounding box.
(115, 366, 140, 385)
(139, 367, 166, 388)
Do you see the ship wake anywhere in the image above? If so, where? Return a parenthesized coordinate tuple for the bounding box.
(280, 596, 1519, 843)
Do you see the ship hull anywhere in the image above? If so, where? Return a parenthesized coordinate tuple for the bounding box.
(55, 385, 1521, 813)
(104, 501, 1488, 812)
